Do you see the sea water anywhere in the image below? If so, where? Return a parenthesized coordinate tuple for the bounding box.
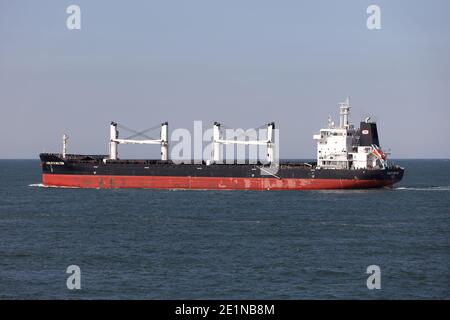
(0, 159, 448, 299)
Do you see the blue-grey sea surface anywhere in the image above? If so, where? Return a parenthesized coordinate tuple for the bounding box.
(0, 159, 449, 299)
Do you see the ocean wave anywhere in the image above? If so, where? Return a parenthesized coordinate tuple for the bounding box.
(28, 183, 80, 189)
(396, 186, 450, 191)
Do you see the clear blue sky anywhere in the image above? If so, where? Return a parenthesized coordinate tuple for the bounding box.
(1, 0, 449, 159)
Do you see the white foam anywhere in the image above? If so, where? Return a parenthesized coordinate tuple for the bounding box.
(396, 186, 450, 191)
(28, 183, 46, 187)
(28, 183, 80, 189)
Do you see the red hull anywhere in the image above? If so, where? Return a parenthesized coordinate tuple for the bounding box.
(42, 174, 394, 190)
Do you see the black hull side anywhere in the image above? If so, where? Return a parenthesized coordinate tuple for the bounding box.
(39, 153, 404, 183)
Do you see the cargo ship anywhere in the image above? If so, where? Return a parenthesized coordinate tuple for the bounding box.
(39, 98, 404, 190)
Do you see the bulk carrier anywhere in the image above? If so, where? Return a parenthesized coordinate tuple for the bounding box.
(39, 98, 404, 190)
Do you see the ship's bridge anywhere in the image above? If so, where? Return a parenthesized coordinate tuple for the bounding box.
(314, 128, 355, 169)
(313, 97, 386, 170)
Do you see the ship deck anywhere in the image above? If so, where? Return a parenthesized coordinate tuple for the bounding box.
(40, 153, 316, 168)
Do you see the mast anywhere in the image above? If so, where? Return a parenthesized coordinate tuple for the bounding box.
(109, 122, 169, 160)
(212, 122, 221, 163)
(109, 122, 118, 160)
(339, 96, 351, 129)
(160, 122, 168, 161)
(62, 134, 68, 158)
(267, 122, 275, 163)
(212, 122, 275, 163)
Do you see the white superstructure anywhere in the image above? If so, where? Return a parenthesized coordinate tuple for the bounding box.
(313, 97, 387, 170)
